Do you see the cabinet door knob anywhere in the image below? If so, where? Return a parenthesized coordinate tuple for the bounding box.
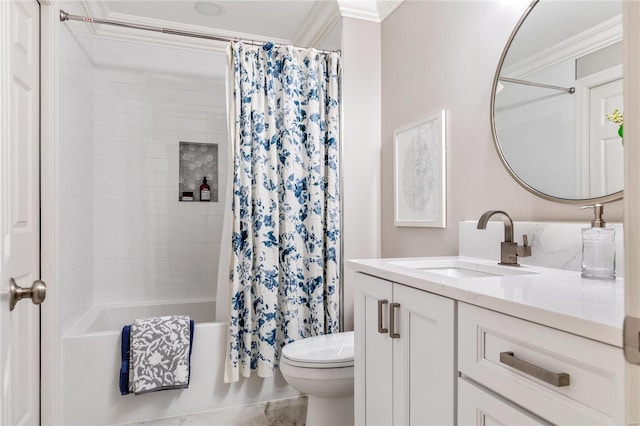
(377, 299, 389, 334)
(389, 303, 400, 338)
(500, 351, 570, 387)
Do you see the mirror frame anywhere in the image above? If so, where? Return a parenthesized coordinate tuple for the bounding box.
(490, 0, 624, 204)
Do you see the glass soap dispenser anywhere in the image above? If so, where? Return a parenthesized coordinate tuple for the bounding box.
(580, 203, 616, 280)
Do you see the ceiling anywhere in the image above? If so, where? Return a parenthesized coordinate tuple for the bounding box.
(64, 0, 399, 78)
(104, 0, 325, 45)
(75, 0, 402, 50)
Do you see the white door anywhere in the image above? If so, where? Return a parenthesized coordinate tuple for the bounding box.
(354, 273, 393, 426)
(0, 0, 42, 424)
(589, 78, 624, 197)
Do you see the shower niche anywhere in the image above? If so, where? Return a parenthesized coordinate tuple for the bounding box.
(179, 141, 219, 201)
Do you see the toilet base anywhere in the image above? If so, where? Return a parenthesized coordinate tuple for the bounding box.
(306, 394, 354, 426)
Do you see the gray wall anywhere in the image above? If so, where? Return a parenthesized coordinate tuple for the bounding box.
(342, 17, 382, 330)
(380, 0, 623, 258)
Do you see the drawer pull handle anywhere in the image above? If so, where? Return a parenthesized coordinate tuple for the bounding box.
(389, 303, 400, 338)
(377, 299, 388, 334)
(499, 351, 570, 387)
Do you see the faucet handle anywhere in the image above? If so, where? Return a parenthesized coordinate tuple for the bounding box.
(518, 234, 532, 257)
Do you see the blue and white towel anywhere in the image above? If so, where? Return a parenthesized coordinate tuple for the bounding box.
(119, 315, 194, 395)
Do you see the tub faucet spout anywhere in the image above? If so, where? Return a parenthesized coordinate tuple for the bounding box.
(476, 210, 531, 266)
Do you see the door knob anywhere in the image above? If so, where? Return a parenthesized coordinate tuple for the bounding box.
(9, 278, 46, 311)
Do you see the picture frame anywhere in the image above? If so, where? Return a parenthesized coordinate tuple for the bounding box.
(394, 110, 446, 228)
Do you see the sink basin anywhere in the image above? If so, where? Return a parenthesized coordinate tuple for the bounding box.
(389, 259, 537, 278)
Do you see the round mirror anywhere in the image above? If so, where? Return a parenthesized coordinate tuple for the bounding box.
(491, 0, 623, 203)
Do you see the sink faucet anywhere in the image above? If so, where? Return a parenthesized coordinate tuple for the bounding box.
(476, 210, 531, 266)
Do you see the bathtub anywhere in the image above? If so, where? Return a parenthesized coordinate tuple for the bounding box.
(62, 300, 299, 425)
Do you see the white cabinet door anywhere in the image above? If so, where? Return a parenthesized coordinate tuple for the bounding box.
(354, 273, 393, 426)
(354, 272, 455, 426)
(392, 284, 455, 426)
(0, 1, 42, 424)
(458, 378, 547, 426)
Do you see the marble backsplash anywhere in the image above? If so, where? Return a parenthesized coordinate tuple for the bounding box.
(459, 221, 625, 277)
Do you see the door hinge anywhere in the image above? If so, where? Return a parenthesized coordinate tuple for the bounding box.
(624, 315, 640, 365)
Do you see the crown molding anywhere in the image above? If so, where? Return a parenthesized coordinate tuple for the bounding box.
(91, 25, 228, 54)
(337, 0, 403, 23)
(294, 0, 341, 48)
(377, 0, 404, 22)
(503, 15, 622, 79)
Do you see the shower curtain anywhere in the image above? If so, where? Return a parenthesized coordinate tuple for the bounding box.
(224, 42, 341, 382)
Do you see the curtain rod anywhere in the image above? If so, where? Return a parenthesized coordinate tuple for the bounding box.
(59, 10, 339, 55)
(499, 77, 575, 94)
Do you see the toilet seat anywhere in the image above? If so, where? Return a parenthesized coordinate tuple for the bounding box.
(281, 331, 354, 369)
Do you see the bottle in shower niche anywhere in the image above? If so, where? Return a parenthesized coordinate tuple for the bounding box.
(580, 204, 616, 280)
(199, 177, 211, 202)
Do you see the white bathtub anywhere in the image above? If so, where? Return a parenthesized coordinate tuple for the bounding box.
(62, 300, 299, 425)
(80, 300, 217, 333)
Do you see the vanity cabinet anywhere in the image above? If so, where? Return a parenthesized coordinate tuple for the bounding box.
(353, 268, 625, 426)
(354, 272, 455, 425)
(458, 377, 547, 425)
(458, 303, 624, 425)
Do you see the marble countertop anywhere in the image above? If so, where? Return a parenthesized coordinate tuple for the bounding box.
(347, 256, 624, 348)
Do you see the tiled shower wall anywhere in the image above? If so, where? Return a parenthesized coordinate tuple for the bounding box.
(92, 58, 227, 304)
(59, 19, 95, 333)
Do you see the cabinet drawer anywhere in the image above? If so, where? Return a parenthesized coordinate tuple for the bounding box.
(458, 378, 548, 426)
(458, 303, 624, 425)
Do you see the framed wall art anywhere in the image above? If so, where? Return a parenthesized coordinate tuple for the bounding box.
(394, 110, 446, 228)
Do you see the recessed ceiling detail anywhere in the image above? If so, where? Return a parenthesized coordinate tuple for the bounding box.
(104, 0, 319, 42)
(194, 1, 224, 17)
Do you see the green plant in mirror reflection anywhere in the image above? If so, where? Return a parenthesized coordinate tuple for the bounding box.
(606, 109, 624, 145)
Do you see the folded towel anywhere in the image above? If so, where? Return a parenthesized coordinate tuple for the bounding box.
(119, 325, 132, 395)
(119, 316, 194, 396)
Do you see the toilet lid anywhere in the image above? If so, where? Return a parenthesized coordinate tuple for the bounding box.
(282, 331, 354, 368)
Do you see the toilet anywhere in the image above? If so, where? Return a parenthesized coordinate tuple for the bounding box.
(279, 331, 354, 426)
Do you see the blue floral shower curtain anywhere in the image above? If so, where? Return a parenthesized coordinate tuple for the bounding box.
(224, 42, 341, 382)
